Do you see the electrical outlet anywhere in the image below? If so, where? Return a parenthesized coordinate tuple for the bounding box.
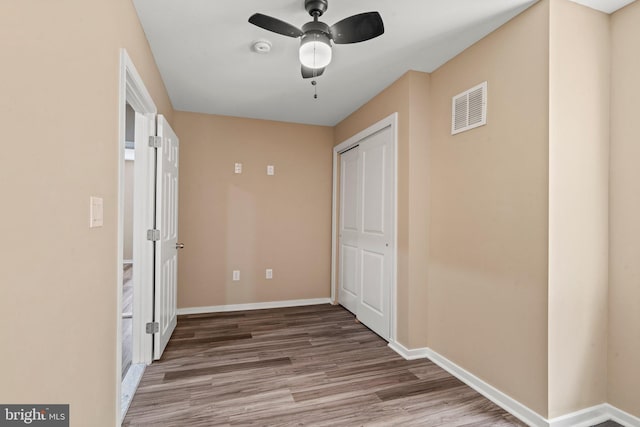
(232, 270, 240, 281)
(267, 165, 275, 176)
(266, 269, 273, 279)
(234, 163, 242, 174)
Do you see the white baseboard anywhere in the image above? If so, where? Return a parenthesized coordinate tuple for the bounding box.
(605, 404, 640, 427)
(422, 348, 548, 427)
(123, 259, 133, 265)
(177, 298, 332, 315)
(548, 404, 610, 427)
(548, 403, 640, 427)
(388, 345, 546, 426)
(388, 341, 430, 360)
(389, 344, 640, 427)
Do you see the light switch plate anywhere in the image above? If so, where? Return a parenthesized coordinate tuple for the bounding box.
(90, 196, 103, 228)
(234, 163, 242, 174)
(266, 269, 273, 279)
(267, 165, 275, 176)
(232, 270, 240, 281)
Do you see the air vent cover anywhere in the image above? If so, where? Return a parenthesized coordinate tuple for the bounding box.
(451, 81, 487, 135)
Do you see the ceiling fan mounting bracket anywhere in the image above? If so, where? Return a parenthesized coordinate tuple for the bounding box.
(305, 0, 328, 17)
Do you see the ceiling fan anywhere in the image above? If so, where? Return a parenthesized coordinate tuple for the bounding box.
(249, 0, 385, 79)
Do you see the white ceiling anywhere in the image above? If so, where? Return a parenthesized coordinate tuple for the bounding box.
(132, 0, 631, 126)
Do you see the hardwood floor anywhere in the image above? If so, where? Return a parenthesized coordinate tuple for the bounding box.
(124, 304, 527, 426)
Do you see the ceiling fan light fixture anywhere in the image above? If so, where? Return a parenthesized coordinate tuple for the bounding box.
(299, 32, 332, 69)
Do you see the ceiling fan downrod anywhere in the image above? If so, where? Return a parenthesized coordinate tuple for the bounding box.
(305, 0, 328, 17)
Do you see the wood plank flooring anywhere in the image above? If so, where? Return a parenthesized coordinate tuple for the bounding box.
(123, 304, 526, 426)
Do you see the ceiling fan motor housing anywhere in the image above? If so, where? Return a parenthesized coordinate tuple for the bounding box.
(300, 30, 332, 48)
(301, 21, 331, 37)
(305, 0, 328, 17)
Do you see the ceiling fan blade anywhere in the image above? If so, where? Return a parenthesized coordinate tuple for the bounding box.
(301, 65, 325, 79)
(249, 13, 303, 38)
(330, 12, 384, 44)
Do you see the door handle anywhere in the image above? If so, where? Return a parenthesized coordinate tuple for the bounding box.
(176, 243, 185, 249)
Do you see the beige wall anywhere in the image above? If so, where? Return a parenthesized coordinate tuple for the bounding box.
(609, 0, 640, 418)
(428, 1, 550, 416)
(173, 112, 334, 308)
(0, 0, 173, 425)
(548, 0, 610, 417)
(334, 70, 431, 348)
(406, 72, 432, 349)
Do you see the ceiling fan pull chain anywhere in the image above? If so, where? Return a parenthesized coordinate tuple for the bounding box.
(312, 80, 318, 99)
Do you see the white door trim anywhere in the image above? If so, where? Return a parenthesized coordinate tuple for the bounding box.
(331, 112, 398, 343)
(116, 48, 157, 426)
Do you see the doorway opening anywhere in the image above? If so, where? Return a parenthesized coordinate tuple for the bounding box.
(117, 49, 158, 423)
(117, 49, 180, 423)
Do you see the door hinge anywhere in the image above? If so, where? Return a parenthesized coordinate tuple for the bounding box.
(148, 135, 162, 148)
(146, 322, 159, 334)
(147, 229, 160, 241)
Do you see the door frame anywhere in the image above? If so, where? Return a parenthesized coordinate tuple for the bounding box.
(116, 49, 157, 425)
(330, 112, 398, 343)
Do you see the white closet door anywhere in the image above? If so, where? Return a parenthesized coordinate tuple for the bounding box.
(356, 127, 393, 339)
(339, 147, 360, 314)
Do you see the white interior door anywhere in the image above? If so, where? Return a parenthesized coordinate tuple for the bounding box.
(356, 127, 393, 339)
(132, 111, 156, 364)
(339, 147, 360, 314)
(153, 115, 179, 360)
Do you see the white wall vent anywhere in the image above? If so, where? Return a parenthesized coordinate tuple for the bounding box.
(451, 81, 487, 135)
